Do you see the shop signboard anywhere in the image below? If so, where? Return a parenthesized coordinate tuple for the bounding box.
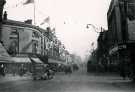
(109, 45, 127, 55)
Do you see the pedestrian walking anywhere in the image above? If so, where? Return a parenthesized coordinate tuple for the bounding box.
(19, 64, 24, 76)
(0, 64, 5, 76)
(119, 60, 127, 80)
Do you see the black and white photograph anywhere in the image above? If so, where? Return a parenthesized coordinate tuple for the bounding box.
(0, 0, 135, 92)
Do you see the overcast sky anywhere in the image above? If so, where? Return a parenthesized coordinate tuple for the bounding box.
(4, 0, 111, 60)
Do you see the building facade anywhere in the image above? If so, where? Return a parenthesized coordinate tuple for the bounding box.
(94, 0, 135, 79)
(0, 18, 70, 73)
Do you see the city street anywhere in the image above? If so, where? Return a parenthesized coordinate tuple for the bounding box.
(0, 67, 135, 92)
(1, 0, 135, 92)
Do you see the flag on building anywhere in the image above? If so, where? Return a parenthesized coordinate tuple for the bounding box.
(40, 16, 50, 25)
(23, 0, 34, 5)
(45, 16, 50, 22)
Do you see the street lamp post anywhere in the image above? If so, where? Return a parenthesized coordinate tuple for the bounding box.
(123, 0, 128, 43)
(86, 24, 103, 33)
(86, 24, 105, 65)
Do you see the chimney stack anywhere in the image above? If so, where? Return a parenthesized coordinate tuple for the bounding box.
(24, 19, 32, 24)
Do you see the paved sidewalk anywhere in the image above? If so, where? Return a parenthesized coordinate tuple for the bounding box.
(0, 74, 32, 83)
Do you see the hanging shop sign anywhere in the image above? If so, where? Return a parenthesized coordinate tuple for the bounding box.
(109, 46, 118, 55)
(109, 45, 127, 55)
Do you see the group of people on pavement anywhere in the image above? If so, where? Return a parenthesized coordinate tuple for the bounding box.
(64, 65, 72, 74)
(45, 65, 55, 79)
(64, 64, 79, 74)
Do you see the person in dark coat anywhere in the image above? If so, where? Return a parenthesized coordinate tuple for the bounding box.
(0, 64, 5, 76)
(119, 60, 127, 80)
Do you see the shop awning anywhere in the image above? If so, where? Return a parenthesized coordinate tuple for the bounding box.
(30, 58, 43, 63)
(11, 57, 31, 63)
(0, 56, 14, 63)
(48, 58, 66, 65)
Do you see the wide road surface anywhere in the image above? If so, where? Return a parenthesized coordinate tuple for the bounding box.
(0, 67, 135, 92)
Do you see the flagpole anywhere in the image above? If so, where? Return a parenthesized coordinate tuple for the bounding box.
(34, 0, 36, 25)
(23, 0, 35, 24)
